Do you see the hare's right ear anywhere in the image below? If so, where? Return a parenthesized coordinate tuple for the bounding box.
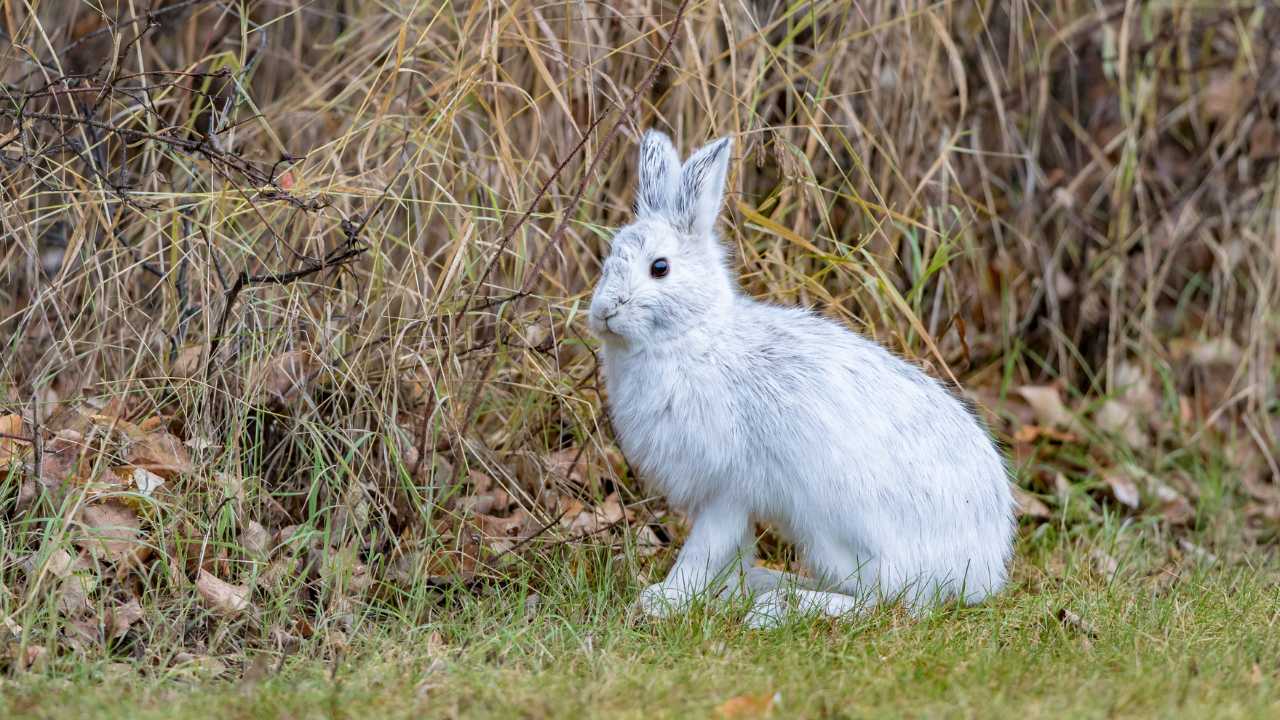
(634, 129, 680, 219)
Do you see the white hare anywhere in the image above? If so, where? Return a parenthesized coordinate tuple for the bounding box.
(588, 130, 1015, 627)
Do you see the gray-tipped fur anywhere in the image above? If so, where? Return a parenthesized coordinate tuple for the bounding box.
(635, 130, 681, 219)
(589, 129, 1014, 627)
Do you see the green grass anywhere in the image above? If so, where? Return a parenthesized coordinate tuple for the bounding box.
(5, 525, 1278, 720)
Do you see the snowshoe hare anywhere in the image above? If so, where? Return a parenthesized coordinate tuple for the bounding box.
(588, 130, 1014, 627)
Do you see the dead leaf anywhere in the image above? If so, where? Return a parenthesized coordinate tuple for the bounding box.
(0, 414, 28, 466)
(1095, 400, 1147, 448)
(64, 617, 101, 650)
(196, 569, 250, 616)
(1202, 71, 1254, 121)
(1114, 361, 1157, 415)
(1014, 424, 1078, 444)
(545, 448, 589, 487)
(456, 487, 510, 516)
(37, 429, 90, 493)
(1177, 539, 1217, 565)
(106, 599, 144, 640)
(1250, 121, 1278, 160)
(76, 501, 142, 561)
(172, 652, 228, 678)
(240, 653, 275, 686)
(251, 350, 318, 405)
(129, 467, 165, 496)
(1016, 385, 1078, 430)
(240, 521, 272, 559)
(634, 525, 665, 557)
(1102, 472, 1141, 509)
(598, 493, 628, 525)
(715, 692, 779, 719)
(1153, 483, 1195, 526)
(126, 431, 192, 478)
(57, 570, 96, 616)
(1090, 549, 1119, 577)
(15, 644, 47, 672)
(1171, 337, 1242, 366)
(1012, 485, 1051, 520)
(172, 345, 205, 378)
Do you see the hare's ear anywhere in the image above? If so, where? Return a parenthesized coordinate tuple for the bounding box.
(677, 136, 732, 236)
(635, 129, 680, 219)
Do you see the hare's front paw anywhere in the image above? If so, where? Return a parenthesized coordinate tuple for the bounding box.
(637, 582, 692, 619)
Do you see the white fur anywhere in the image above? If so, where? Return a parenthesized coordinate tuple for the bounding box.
(589, 130, 1015, 626)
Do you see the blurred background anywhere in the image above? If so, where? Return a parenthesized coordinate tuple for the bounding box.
(1, 0, 1277, 661)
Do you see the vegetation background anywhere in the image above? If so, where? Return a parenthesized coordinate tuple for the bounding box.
(1, 0, 1278, 716)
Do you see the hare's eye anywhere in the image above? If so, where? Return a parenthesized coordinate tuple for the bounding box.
(649, 258, 670, 278)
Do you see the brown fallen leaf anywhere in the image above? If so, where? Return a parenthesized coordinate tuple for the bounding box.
(455, 487, 511, 516)
(37, 429, 92, 494)
(1202, 70, 1254, 121)
(634, 525, 666, 557)
(1151, 483, 1195, 526)
(106, 599, 144, 640)
(1250, 121, 1279, 161)
(1012, 485, 1051, 520)
(196, 569, 250, 616)
(0, 414, 28, 466)
(1094, 400, 1147, 449)
(1013, 424, 1078, 444)
(240, 521, 272, 560)
(1090, 549, 1119, 577)
(715, 692, 779, 719)
(171, 345, 205, 378)
(14, 644, 47, 672)
(1101, 472, 1141, 509)
(240, 653, 275, 685)
(545, 447, 590, 488)
(57, 569, 97, 616)
(64, 617, 101, 650)
(126, 430, 193, 479)
(1176, 539, 1218, 565)
(76, 501, 142, 561)
(172, 652, 228, 677)
(250, 350, 318, 405)
(1016, 385, 1078, 430)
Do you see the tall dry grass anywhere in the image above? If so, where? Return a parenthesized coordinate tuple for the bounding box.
(0, 0, 1277, 666)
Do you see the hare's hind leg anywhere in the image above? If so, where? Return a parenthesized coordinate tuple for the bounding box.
(740, 565, 813, 593)
(743, 587, 869, 629)
(741, 536, 880, 627)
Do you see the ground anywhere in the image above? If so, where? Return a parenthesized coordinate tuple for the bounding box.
(5, 525, 1277, 720)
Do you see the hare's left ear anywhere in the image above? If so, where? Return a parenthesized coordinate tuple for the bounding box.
(635, 130, 681, 219)
(676, 136, 732, 236)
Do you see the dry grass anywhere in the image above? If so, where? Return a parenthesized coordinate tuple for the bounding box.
(0, 0, 1278, 679)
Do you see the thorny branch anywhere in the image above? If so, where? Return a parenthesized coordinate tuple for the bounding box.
(405, 0, 694, 485)
(0, 6, 373, 375)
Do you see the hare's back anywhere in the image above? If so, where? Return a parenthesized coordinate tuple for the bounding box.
(729, 301, 998, 473)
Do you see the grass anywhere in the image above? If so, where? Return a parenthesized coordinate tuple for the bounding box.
(2, 1, 1280, 716)
(4, 523, 1279, 719)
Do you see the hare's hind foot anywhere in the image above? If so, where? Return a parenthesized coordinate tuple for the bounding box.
(743, 587, 869, 629)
